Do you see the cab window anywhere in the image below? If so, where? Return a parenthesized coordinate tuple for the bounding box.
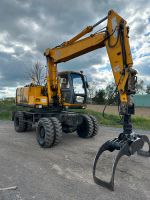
(60, 75, 70, 89)
(71, 73, 85, 94)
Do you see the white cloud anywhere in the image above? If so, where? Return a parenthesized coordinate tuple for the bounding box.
(0, 0, 150, 97)
(0, 44, 15, 53)
(0, 87, 16, 98)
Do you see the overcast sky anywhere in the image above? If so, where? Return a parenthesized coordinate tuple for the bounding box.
(0, 0, 150, 97)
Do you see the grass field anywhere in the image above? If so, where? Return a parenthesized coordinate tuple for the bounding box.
(0, 101, 16, 120)
(87, 104, 150, 118)
(0, 101, 150, 130)
(75, 108, 150, 130)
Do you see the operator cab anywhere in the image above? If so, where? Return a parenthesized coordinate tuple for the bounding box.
(59, 71, 88, 105)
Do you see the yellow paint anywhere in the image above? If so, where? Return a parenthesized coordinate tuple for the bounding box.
(16, 86, 48, 107)
(17, 10, 135, 109)
(105, 10, 133, 103)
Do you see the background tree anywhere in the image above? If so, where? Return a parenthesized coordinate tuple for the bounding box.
(146, 84, 150, 94)
(92, 89, 106, 104)
(88, 81, 97, 99)
(135, 79, 144, 94)
(26, 61, 46, 85)
(105, 82, 118, 105)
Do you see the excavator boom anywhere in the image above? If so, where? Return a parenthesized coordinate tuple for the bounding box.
(44, 9, 150, 190)
(44, 32, 105, 63)
(44, 10, 136, 112)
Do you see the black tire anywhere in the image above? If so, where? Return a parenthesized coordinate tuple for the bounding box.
(77, 114, 93, 138)
(50, 117, 63, 146)
(89, 115, 99, 137)
(14, 111, 26, 132)
(36, 118, 55, 148)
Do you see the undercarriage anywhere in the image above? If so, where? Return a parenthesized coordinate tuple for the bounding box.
(12, 109, 98, 148)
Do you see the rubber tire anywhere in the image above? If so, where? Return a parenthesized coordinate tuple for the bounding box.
(36, 118, 55, 148)
(77, 114, 93, 138)
(50, 117, 63, 146)
(89, 115, 99, 137)
(14, 111, 26, 132)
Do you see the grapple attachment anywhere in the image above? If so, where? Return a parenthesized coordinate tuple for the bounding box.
(93, 127, 150, 191)
(137, 135, 150, 157)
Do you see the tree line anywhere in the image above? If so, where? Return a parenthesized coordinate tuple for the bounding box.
(88, 79, 150, 105)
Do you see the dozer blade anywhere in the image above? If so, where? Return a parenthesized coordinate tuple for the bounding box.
(93, 134, 147, 191)
(137, 135, 150, 157)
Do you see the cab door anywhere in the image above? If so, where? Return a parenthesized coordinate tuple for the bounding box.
(59, 72, 87, 105)
(70, 73, 87, 104)
(59, 72, 73, 103)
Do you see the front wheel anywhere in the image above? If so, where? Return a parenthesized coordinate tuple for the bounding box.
(36, 118, 55, 148)
(50, 117, 63, 146)
(77, 114, 93, 138)
(89, 115, 99, 137)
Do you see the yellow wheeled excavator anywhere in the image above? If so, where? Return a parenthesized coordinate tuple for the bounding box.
(12, 10, 150, 190)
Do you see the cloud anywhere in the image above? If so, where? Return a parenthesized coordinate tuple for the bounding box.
(0, 0, 150, 97)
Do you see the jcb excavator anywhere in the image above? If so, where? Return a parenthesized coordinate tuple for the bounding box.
(13, 10, 150, 190)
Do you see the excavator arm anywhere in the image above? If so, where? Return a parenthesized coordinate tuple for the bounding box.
(44, 10, 137, 115)
(44, 9, 150, 191)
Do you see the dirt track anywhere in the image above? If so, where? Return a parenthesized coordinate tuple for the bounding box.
(0, 120, 150, 200)
(87, 104, 150, 118)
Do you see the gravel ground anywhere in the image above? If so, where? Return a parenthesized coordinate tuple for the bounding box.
(0, 120, 149, 200)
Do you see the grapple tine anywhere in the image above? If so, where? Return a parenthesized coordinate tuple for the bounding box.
(110, 143, 130, 190)
(93, 140, 115, 191)
(137, 135, 150, 157)
(93, 141, 131, 191)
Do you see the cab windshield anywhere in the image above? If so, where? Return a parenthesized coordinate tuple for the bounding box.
(71, 73, 85, 94)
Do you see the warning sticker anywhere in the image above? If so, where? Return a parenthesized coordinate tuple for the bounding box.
(41, 99, 47, 103)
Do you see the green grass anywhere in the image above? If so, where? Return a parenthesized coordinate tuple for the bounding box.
(0, 101, 16, 120)
(0, 101, 150, 130)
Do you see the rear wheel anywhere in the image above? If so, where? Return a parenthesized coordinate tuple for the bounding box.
(89, 115, 99, 137)
(50, 117, 63, 146)
(77, 114, 93, 138)
(14, 111, 26, 132)
(36, 117, 55, 148)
